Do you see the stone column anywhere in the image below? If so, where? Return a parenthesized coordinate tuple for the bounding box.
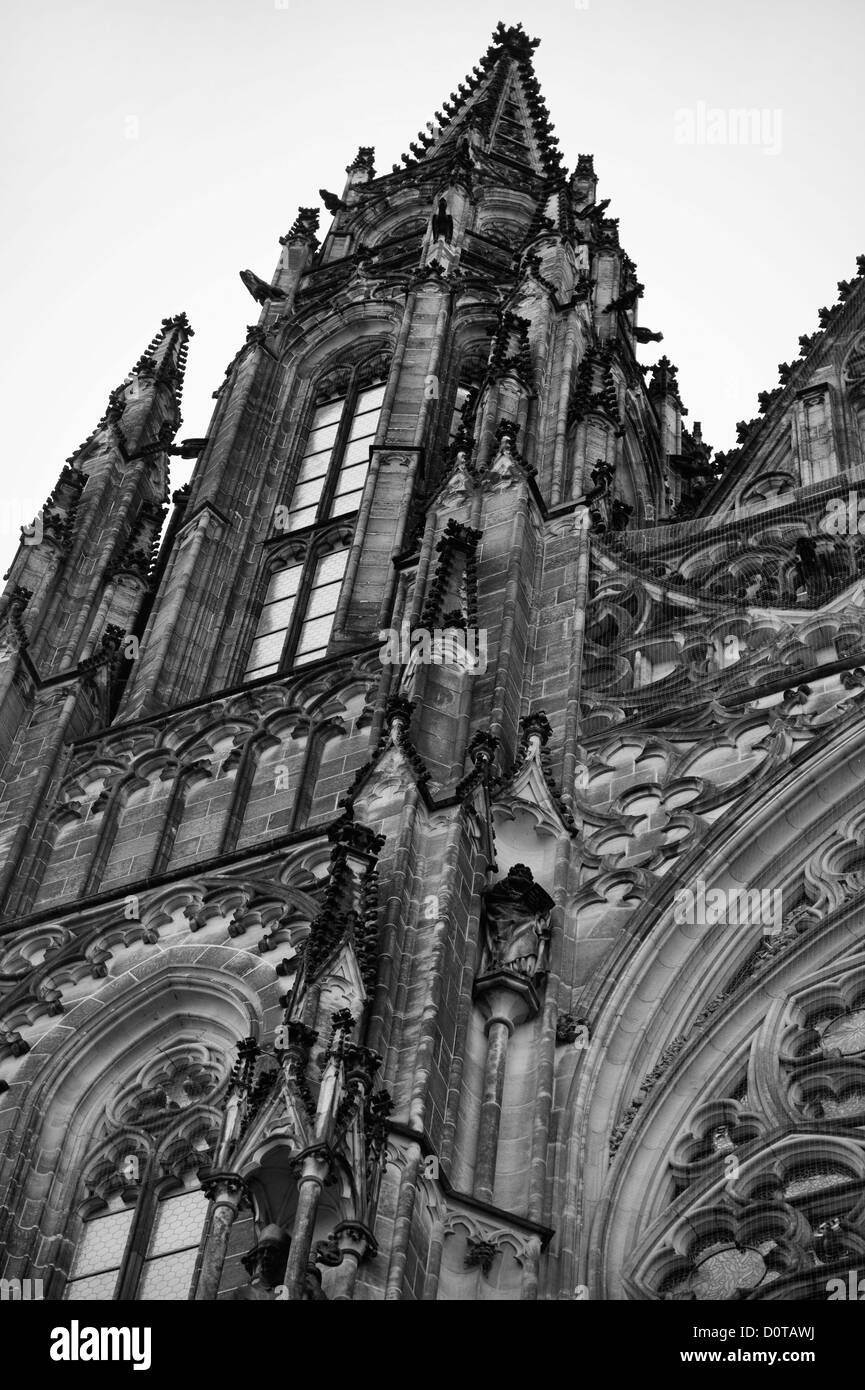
(328, 1221, 377, 1301)
(475, 1018, 511, 1204)
(472, 972, 539, 1205)
(283, 1146, 332, 1300)
(195, 1172, 247, 1301)
(422, 1217, 446, 1300)
(520, 1235, 542, 1300)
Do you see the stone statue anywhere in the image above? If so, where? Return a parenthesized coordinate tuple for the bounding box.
(480, 864, 554, 980)
(230, 1223, 290, 1300)
(431, 198, 453, 243)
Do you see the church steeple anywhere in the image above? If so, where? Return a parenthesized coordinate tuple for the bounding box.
(4, 19, 865, 1315)
(396, 22, 564, 180)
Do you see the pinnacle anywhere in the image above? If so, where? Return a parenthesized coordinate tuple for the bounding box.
(488, 20, 541, 60)
(63, 312, 193, 465)
(160, 311, 194, 336)
(718, 253, 865, 467)
(395, 20, 563, 180)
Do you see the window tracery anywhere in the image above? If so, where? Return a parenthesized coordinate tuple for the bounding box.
(63, 1047, 227, 1301)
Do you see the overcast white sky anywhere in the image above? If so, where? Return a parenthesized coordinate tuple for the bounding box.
(2, 0, 863, 574)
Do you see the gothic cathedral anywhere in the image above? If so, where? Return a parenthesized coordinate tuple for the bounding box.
(2, 22, 865, 1303)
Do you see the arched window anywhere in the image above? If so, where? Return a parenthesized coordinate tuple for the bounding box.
(294, 547, 349, 665)
(283, 373, 386, 533)
(63, 1049, 226, 1300)
(444, 342, 490, 452)
(66, 1180, 209, 1301)
(245, 561, 304, 680)
(242, 354, 388, 683)
(245, 544, 349, 680)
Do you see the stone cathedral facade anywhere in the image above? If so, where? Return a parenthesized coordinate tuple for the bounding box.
(1, 21, 865, 1303)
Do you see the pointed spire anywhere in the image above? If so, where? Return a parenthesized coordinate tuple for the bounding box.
(280, 206, 320, 249)
(647, 355, 683, 405)
(396, 22, 565, 180)
(345, 146, 375, 179)
(0, 312, 194, 671)
(63, 311, 194, 465)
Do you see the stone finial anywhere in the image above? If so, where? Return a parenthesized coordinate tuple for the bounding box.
(648, 355, 683, 403)
(468, 729, 499, 769)
(519, 710, 553, 746)
(384, 694, 415, 736)
(280, 207, 320, 247)
(346, 146, 375, 175)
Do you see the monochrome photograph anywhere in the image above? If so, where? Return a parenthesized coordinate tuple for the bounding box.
(0, 0, 862, 1360)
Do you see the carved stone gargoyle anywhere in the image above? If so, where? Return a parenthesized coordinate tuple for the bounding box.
(479, 864, 554, 982)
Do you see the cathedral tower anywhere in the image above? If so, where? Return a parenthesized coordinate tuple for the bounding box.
(2, 21, 865, 1303)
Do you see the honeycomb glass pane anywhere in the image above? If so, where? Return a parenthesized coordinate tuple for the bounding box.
(66, 1270, 120, 1300)
(147, 1191, 208, 1258)
(70, 1208, 135, 1278)
(138, 1248, 199, 1301)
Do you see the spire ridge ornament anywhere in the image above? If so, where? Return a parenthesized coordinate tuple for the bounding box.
(345, 146, 375, 176)
(280, 207, 320, 247)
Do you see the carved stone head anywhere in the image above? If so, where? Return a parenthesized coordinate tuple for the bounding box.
(241, 1223, 291, 1287)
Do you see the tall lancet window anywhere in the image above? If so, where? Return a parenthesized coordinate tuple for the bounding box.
(244, 544, 350, 679)
(66, 1185, 209, 1301)
(243, 355, 388, 682)
(443, 341, 489, 456)
(284, 377, 386, 532)
(244, 562, 303, 680)
(63, 1049, 224, 1301)
(294, 548, 349, 666)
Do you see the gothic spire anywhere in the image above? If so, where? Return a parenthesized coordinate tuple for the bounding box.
(395, 22, 564, 180)
(62, 311, 194, 467)
(0, 312, 194, 676)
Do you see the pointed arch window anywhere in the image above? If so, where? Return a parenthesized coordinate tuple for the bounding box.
(284, 375, 386, 533)
(448, 385, 474, 444)
(244, 544, 349, 680)
(294, 547, 349, 665)
(245, 561, 304, 680)
(444, 342, 490, 454)
(243, 355, 388, 682)
(62, 1049, 225, 1300)
(66, 1182, 209, 1301)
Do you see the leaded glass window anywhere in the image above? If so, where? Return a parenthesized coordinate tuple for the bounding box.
(64, 1187, 208, 1302)
(283, 380, 385, 533)
(245, 545, 349, 679)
